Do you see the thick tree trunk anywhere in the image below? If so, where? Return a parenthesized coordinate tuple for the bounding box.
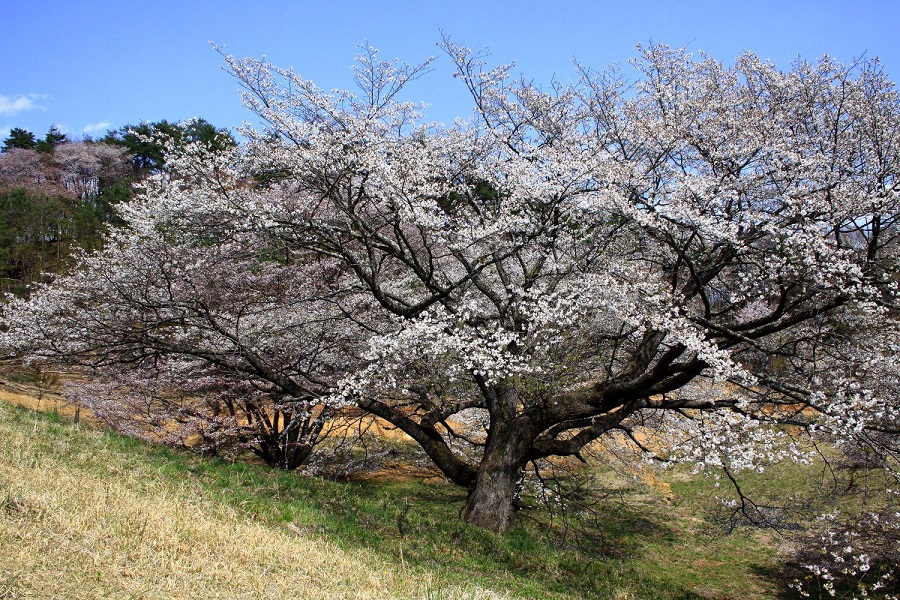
(463, 417, 536, 533)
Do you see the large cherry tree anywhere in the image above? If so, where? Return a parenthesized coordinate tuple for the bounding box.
(3, 42, 898, 537)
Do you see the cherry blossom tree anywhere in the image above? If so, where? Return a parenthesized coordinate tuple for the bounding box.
(53, 142, 130, 199)
(0, 147, 56, 195)
(2, 42, 898, 544)
(0, 141, 130, 199)
(1, 156, 371, 467)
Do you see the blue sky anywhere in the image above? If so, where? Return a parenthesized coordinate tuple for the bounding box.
(2, 0, 899, 141)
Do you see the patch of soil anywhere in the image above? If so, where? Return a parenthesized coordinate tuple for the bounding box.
(347, 461, 447, 484)
(0, 373, 93, 423)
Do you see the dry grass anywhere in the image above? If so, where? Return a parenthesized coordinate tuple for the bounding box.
(0, 403, 503, 599)
(0, 383, 82, 421)
(0, 371, 802, 598)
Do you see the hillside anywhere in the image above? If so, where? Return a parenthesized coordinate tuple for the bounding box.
(0, 396, 805, 599)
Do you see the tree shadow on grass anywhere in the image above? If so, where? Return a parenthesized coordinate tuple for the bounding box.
(311, 479, 699, 598)
(0, 407, 731, 598)
(182, 453, 705, 598)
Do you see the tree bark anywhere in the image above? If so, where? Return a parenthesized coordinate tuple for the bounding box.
(463, 416, 537, 533)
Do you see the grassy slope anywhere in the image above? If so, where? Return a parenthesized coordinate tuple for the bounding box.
(0, 402, 796, 599)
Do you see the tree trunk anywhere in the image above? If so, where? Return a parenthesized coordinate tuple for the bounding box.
(463, 417, 536, 533)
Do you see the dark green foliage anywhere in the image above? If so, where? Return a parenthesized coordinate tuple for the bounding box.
(102, 122, 165, 171)
(35, 126, 69, 154)
(438, 179, 502, 216)
(0, 181, 130, 296)
(0, 189, 70, 294)
(103, 119, 236, 172)
(2, 128, 37, 152)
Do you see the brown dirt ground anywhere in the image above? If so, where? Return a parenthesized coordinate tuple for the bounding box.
(0, 380, 88, 422)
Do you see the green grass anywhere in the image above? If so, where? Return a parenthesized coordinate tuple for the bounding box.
(0, 402, 814, 599)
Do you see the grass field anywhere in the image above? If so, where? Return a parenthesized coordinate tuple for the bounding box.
(0, 397, 816, 599)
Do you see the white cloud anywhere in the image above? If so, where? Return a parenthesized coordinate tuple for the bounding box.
(0, 94, 44, 116)
(82, 121, 113, 134)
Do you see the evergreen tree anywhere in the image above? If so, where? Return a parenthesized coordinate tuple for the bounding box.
(35, 126, 69, 153)
(2, 128, 37, 152)
(103, 119, 235, 172)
